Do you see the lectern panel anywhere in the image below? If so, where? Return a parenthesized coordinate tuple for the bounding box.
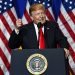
(10, 48, 67, 75)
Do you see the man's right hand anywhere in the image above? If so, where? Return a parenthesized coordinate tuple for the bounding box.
(16, 19, 22, 29)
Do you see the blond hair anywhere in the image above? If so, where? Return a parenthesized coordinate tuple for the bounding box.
(29, 3, 45, 15)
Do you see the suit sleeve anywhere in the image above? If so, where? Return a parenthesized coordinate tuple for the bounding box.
(55, 23, 69, 49)
(8, 30, 22, 49)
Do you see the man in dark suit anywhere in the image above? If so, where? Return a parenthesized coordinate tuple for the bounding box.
(8, 3, 70, 74)
(9, 3, 69, 49)
(9, 20, 69, 49)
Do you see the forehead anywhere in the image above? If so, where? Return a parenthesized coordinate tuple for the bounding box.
(32, 9, 45, 14)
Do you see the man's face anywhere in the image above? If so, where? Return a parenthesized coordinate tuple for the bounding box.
(31, 9, 46, 24)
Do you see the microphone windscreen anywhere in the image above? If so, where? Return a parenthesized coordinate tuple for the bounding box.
(37, 22, 41, 29)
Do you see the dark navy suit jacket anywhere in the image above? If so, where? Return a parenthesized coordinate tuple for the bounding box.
(9, 21, 69, 49)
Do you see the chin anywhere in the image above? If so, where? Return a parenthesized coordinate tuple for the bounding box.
(41, 20, 46, 24)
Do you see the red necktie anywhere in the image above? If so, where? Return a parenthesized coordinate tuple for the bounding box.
(38, 27, 45, 49)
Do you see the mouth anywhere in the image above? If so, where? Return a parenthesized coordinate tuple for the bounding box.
(38, 18, 46, 23)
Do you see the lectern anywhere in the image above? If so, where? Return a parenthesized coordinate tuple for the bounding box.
(10, 48, 67, 75)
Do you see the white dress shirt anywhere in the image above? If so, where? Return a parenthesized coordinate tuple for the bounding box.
(34, 23, 44, 40)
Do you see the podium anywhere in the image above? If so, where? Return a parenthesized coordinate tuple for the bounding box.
(10, 48, 67, 75)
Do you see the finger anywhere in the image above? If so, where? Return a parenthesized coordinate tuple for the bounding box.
(16, 19, 22, 28)
(64, 48, 70, 58)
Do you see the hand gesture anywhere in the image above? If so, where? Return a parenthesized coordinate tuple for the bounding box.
(16, 19, 22, 29)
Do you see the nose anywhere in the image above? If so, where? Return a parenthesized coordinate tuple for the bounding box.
(40, 15, 43, 18)
(40, 13, 44, 18)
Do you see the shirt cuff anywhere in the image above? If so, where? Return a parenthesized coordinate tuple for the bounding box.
(15, 28, 19, 34)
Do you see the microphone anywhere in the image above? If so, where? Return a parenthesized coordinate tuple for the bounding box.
(37, 22, 43, 29)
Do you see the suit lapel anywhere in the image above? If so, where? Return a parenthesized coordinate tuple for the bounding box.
(44, 21, 49, 36)
(27, 23, 38, 48)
